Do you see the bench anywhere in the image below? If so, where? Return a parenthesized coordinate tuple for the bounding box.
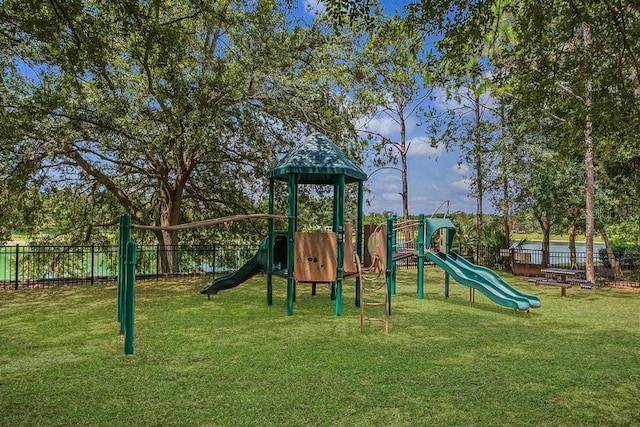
(567, 278, 597, 289)
(535, 280, 572, 296)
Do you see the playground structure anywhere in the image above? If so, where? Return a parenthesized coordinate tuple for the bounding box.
(197, 133, 537, 315)
(197, 133, 539, 315)
(117, 133, 540, 353)
(379, 214, 541, 311)
(264, 133, 367, 316)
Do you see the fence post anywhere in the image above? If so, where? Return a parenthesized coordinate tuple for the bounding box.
(91, 245, 95, 285)
(14, 244, 19, 290)
(156, 244, 160, 280)
(124, 240, 136, 355)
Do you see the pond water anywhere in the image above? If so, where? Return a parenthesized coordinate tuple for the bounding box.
(514, 241, 605, 265)
(518, 241, 604, 253)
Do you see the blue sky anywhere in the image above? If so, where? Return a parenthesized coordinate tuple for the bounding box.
(299, 0, 489, 216)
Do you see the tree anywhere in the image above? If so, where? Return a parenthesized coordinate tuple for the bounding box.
(1, 0, 363, 271)
(438, 72, 499, 243)
(351, 14, 437, 219)
(409, 0, 640, 281)
(513, 141, 584, 268)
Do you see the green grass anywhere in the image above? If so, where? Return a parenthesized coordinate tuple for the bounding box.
(1, 268, 639, 426)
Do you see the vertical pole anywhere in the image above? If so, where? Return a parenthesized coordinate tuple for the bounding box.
(118, 214, 125, 326)
(385, 216, 394, 316)
(118, 213, 131, 333)
(417, 214, 425, 299)
(286, 174, 296, 316)
(124, 240, 136, 355)
(14, 244, 19, 290)
(335, 175, 345, 316)
(267, 179, 275, 306)
(444, 228, 450, 298)
(389, 215, 397, 295)
(155, 244, 160, 280)
(91, 244, 95, 285)
(355, 181, 364, 307)
(331, 183, 339, 302)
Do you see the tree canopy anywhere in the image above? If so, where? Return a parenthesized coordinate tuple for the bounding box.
(1, 0, 364, 260)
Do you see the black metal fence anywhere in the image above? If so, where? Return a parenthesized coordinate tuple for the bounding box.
(1, 242, 258, 289)
(472, 246, 640, 286)
(3, 242, 639, 289)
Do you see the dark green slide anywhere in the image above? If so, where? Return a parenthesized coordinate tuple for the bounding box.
(200, 232, 287, 296)
(200, 255, 264, 296)
(426, 251, 538, 311)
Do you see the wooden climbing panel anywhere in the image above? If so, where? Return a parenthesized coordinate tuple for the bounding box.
(294, 231, 337, 283)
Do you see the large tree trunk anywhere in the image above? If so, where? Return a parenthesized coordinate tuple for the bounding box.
(536, 213, 551, 267)
(583, 23, 596, 283)
(155, 183, 185, 274)
(599, 226, 623, 280)
(400, 115, 410, 219)
(474, 93, 484, 243)
(568, 221, 577, 269)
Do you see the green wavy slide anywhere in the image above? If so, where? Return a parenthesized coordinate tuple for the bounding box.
(426, 251, 540, 311)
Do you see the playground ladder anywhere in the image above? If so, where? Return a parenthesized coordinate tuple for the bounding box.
(355, 253, 389, 333)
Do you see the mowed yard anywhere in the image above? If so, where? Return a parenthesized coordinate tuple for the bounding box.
(1, 267, 639, 426)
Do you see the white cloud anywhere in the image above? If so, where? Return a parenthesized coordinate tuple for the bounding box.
(449, 178, 472, 192)
(407, 137, 444, 158)
(451, 163, 469, 176)
(358, 114, 398, 137)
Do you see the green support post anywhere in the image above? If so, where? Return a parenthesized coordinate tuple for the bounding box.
(118, 212, 131, 334)
(124, 240, 136, 355)
(389, 215, 397, 295)
(267, 179, 275, 306)
(444, 215, 452, 298)
(417, 214, 425, 299)
(385, 216, 394, 315)
(355, 181, 364, 307)
(286, 173, 296, 316)
(335, 175, 345, 316)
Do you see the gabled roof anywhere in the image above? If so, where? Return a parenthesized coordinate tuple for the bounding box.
(266, 133, 367, 184)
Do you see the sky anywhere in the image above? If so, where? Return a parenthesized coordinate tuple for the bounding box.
(299, 0, 490, 216)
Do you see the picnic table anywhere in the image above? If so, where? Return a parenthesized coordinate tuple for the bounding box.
(528, 268, 591, 296)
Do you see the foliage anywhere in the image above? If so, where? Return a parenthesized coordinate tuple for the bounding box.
(0, 0, 366, 252)
(349, 11, 438, 219)
(598, 244, 640, 269)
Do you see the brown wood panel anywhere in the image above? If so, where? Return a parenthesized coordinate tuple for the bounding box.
(294, 232, 337, 283)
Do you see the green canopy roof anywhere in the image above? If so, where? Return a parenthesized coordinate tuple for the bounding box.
(266, 133, 367, 184)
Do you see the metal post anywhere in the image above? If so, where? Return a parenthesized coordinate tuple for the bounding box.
(124, 240, 136, 355)
(355, 181, 364, 307)
(14, 244, 19, 290)
(444, 226, 450, 298)
(389, 215, 397, 295)
(335, 175, 345, 316)
(286, 173, 296, 316)
(91, 245, 95, 285)
(386, 216, 394, 316)
(156, 244, 160, 280)
(267, 179, 275, 306)
(417, 214, 425, 299)
(118, 213, 131, 333)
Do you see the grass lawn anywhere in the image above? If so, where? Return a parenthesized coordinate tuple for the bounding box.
(1, 267, 639, 426)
